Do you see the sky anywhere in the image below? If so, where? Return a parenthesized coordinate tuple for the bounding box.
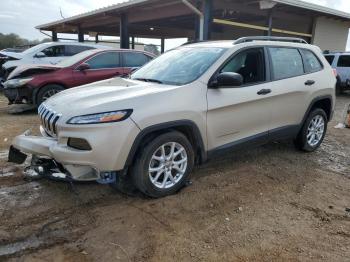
(0, 0, 349, 50)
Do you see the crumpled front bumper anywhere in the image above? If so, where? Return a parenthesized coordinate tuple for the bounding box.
(10, 118, 140, 181)
(11, 132, 100, 181)
(12, 132, 55, 157)
(3, 86, 32, 104)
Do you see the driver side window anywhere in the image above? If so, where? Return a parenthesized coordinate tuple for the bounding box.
(221, 48, 265, 85)
(41, 45, 65, 57)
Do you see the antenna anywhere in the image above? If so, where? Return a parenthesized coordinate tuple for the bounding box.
(59, 7, 65, 19)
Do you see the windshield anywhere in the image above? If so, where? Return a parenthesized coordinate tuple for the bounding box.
(21, 43, 50, 55)
(131, 47, 226, 85)
(57, 50, 98, 67)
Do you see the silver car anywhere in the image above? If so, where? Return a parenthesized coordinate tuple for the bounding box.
(9, 37, 336, 198)
(324, 52, 350, 94)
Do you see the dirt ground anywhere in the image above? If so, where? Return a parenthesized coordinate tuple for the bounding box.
(0, 93, 349, 262)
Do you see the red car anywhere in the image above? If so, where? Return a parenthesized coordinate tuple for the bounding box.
(3, 49, 154, 106)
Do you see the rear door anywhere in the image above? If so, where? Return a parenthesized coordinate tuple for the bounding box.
(72, 51, 123, 86)
(206, 47, 271, 150)
(65, 45, 94, 56)
(122, 52, 153, 75)
(267, 47, 324, 138)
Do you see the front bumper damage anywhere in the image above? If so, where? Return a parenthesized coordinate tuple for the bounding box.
(9, 130, 117, 184)
(3, 86, 32, 105)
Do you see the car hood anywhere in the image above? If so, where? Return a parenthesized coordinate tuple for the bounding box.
(44, 77, 176, 119)
(0, 51, 24, 60)
(7, 64, 62, 80)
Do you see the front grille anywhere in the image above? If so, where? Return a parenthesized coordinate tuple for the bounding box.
(38, 104, 61, 137)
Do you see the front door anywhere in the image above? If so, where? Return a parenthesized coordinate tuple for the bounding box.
(36, 45, 66, 64)
(207, 47, 272, 151)
(72, 51, 125, 86)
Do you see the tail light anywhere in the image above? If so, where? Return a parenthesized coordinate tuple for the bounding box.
(333, 68, 338, 77)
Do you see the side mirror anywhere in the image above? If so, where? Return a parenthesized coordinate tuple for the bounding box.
(209, 72, 243, 88)
(35, 52, 46, 58)
(77, 63, 90, 71)
(130, 67, 139, 74)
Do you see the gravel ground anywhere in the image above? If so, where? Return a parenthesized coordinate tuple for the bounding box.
(0, 93, 349, 261)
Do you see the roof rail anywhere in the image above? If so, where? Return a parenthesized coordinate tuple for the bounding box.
(181, 40, 208, 46)
(234, 36, 308, 45)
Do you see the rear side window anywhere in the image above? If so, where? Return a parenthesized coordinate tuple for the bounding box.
(65, 45, 94, 56)
(123, 52, 150, 67)
(301, 49, 323, 73)
(337, 55, 350, 67)
(85, 52, 121, 69)
(324, 55, 335, 65)
(269, 47, 304, 80)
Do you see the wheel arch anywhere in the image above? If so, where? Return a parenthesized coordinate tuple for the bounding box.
(301, 95, 333, 127)
(124, 120, 207, 169)
(32, 82, 67, 105)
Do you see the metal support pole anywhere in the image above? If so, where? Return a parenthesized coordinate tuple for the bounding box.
(267, 9, 273, 36)
(120, 13, 130, 49)
(203, 0, 213, 40)
(131, 36, 135, 49)
(52, 31, 58, 42)
(78, 27, 84, 42)
(182, 0, 204, 40)
(161, 38, 165, 53)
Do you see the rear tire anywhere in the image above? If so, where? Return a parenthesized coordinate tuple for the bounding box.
(37, 84, 65, 105)
(131, 131, 194, 198)
(295, 108, 327, 152)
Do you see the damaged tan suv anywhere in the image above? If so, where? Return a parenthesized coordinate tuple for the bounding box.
(9, 37, 336, 198)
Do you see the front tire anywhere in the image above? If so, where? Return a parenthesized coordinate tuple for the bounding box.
(295, 108, 327, 152)
(37, 84, 65, 105)
(131, 131, 194, 198)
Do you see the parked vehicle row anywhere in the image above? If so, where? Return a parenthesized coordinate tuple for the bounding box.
(9, 37, 336, 198)
(3, 49, 154, 106)
(0, 42, 110, 87)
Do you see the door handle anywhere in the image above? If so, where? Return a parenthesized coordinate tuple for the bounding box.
(257, 89, 272, 95)
(305, 80, 315, 86)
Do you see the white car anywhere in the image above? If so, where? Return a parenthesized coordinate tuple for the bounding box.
(9, 37, 336, 198)
(0, 42, 111, 82)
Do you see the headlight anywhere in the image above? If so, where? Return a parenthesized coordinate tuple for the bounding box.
(67, 110, 133, 125)
(4, 77, 33, 89)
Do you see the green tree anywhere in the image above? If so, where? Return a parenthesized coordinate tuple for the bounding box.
(0, 33, 50, 51)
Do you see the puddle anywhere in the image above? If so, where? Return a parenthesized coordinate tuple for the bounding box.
(0, 235, 43, 258)
(0, 166, 18, 178)
(0, 151, 8, 160)
(0, 218, 70, 258)
(0, 182, 42, 208)
(0, 172, 15, 178)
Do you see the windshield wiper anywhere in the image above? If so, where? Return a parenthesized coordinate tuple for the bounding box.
(134, 78, 163, 84)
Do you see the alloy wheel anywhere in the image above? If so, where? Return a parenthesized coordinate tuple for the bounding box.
(42, 89, 60, 101)
(148, 142, 188, 189)
(307, 115, 325, 147)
